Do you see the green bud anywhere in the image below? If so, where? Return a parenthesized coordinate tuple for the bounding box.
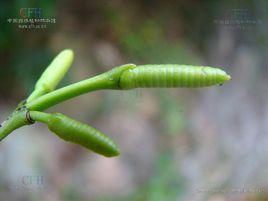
(27, 49, 74, 102)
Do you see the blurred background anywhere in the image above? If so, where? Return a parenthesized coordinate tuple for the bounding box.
(0, 0, 268, 200)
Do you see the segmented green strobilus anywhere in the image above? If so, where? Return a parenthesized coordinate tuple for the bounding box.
(0, 49, 231, 157)
(29, 111, 119, 157)
(119, 65, 230, 89)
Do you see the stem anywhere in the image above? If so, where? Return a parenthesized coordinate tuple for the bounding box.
(0, 109, 29, 141)
(26, 74, 112, 111)
(29, 111, 51, 124)
(25, 64, 136, 111)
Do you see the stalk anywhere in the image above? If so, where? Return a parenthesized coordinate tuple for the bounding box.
(25, 64, 136, 111)
(29, 111, 51, 124)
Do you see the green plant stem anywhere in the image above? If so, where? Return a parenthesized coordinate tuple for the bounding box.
(26, 74, 112, 111)
(29, 111, 51, 124)
(25, 64, 136, 111)
(0, 109, 29, 141)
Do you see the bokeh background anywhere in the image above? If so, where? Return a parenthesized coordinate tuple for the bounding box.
(1, 0, 268, 201)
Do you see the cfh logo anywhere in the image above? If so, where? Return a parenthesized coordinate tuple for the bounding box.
(19, 8, 42, 18)
(21, 175, 44, 186)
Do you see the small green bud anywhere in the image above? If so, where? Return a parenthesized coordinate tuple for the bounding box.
(27, 49, 74, 102)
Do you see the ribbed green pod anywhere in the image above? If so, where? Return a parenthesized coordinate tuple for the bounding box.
(27, 49, 74, 102)
(47, 113, 119, 157)
(119, 65, 231, 89)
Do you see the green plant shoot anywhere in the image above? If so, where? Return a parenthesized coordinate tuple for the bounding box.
(27, 49, 74, 102)
(0, 49, 231, 157)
